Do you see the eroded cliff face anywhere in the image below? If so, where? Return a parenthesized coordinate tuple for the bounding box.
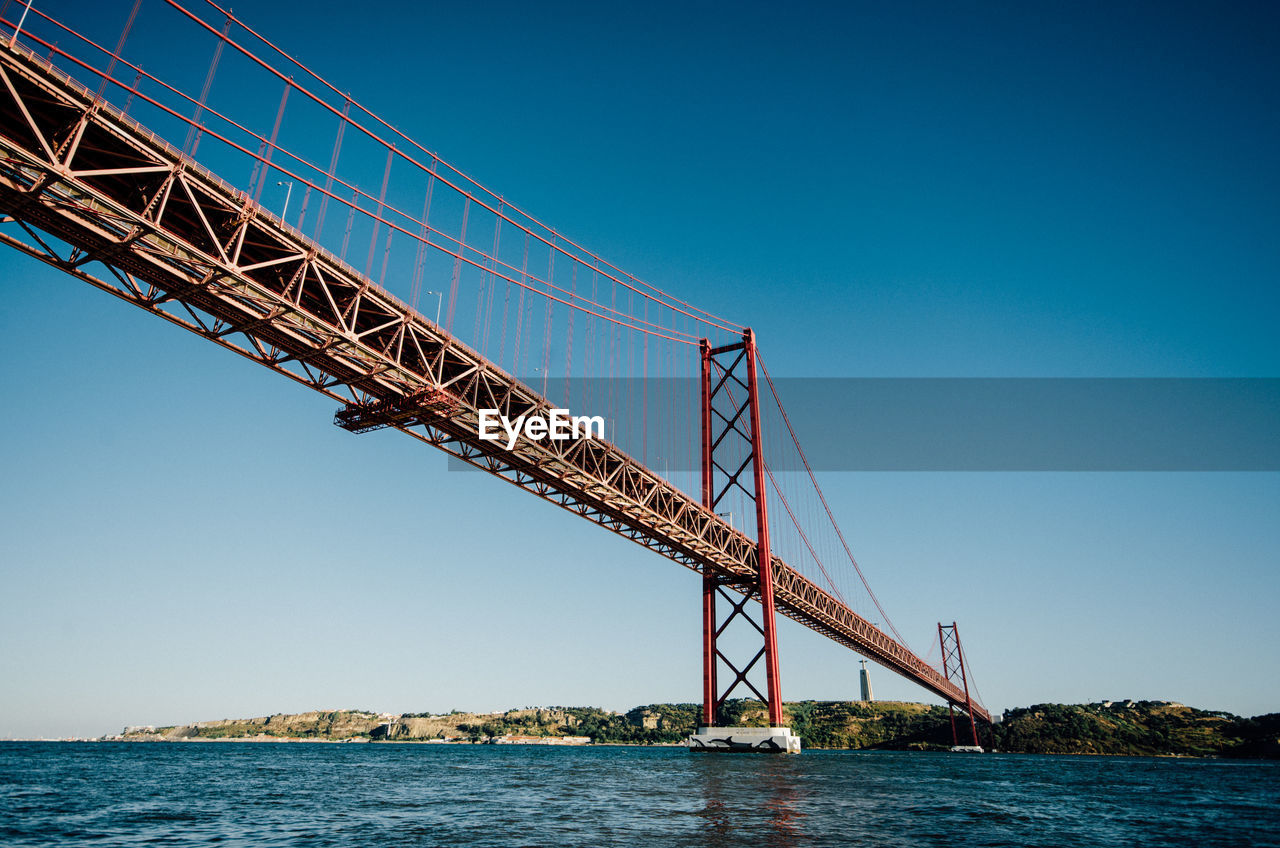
(383, 708, 583, 741)
(127, 707, 590, 742)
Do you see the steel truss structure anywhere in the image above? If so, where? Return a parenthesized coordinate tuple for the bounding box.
(938, 622, 982, 746)
(700, 331, 783, 726)
(0, 42, 988, 723)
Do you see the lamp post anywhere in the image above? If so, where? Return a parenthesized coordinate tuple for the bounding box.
(423, 290, 442, 326)
(276, 180, 293, 221)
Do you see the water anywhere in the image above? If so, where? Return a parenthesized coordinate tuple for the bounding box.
(1, 743, 1277, 847)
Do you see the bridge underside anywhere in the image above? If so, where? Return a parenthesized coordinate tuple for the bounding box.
(0, 42, 988, 725)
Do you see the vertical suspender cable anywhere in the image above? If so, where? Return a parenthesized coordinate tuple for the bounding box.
(339, 185, 358, 261)
(96, 0, 142, 101)
(183, 15, 231, 155)
(251, 82, 290, 203)
(479, 204, 502, 358)
(365, 146, 393, 279)
(312, 98, 350, 241)
(120, 69, 142, 116)
(497, 207, 514, 366)
(295, 184, 311, 230)
(512, 234, 528, 375)
(445, 196, 469, 334)
(377, 223, 393, 287)
(541, 242, 554, 398)
(409, 165, 436, 314)
(564, 264, 576, 409)
(641, 297, 648, 465)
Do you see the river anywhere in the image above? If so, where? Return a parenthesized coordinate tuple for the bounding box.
(2, 742, 1277, 846)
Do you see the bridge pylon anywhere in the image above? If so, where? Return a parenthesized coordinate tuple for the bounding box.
(938, 621, 983, 751)
(688, 329, 800, 754)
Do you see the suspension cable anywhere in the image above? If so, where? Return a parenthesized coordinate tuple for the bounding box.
(757, 353, 911, 649)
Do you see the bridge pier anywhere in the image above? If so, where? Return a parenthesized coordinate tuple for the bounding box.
(688, 726, 801, 754)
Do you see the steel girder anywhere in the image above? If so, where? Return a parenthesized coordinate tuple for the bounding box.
(0, 43, 989, 724)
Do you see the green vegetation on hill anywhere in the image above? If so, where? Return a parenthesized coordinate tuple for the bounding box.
(994, 701, 1280, 758)
(787, 700, 959, 750)
(116, 700, 1279, 757)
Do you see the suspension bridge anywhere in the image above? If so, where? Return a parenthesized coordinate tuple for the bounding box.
(0, 0, 988, 752)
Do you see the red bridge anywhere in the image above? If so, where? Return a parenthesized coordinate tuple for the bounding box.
(0, 1, 988, 748)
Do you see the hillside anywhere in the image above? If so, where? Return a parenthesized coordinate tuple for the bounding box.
(114, 700, 1280, 757)
(995, 700, 1280, 758)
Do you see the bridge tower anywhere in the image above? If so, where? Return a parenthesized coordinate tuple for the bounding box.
(938, 621, 982, 750)
(688, 329, 800, 753)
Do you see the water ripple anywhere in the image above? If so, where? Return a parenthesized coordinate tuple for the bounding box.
(0, 744, 1277, 846)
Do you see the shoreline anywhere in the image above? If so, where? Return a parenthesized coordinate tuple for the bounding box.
(0, 738, 1256, 759)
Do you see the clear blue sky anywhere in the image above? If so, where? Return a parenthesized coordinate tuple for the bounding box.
(1, 0, 1277, 738)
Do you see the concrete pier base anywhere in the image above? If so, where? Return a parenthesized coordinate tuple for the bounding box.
(687, 726, 801, 754)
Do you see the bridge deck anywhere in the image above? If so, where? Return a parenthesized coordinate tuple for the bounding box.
(0, 43, 987, 723)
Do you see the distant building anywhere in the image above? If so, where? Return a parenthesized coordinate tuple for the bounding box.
(859, 660, 874, 702)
